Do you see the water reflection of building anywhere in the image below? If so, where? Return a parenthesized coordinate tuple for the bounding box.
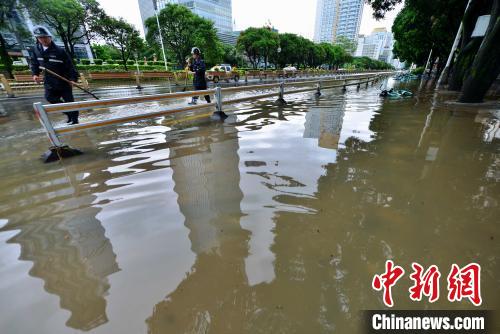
(1, 179, 119, 331)
(147, 121, 252, 333)
(303, 106, 345, 150)
(170, 123, 244, 254)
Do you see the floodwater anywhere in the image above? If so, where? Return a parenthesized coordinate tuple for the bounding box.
(0, 79, 499, 333)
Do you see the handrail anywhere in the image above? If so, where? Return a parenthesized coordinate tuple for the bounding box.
(221, 82, 281, 93)
(33, 71, 393, 162)
(225, 76, 381, 105)
(54, 102, 216, 134)
(43, 88, 217, 113)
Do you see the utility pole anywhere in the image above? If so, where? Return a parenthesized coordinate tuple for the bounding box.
(155, 8, 169, 72)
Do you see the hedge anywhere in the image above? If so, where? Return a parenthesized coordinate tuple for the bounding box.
(80, 59, 91, 65)
(76, 64, 168, 72)
(94, 59, 103, 65)
(411, 66, 425, 75)
(15, 65, 29, 70)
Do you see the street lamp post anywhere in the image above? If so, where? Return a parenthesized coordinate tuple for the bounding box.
(277, 46, 282, 73)
(155, 9, 169, 72)
(134, 51, 142, 90)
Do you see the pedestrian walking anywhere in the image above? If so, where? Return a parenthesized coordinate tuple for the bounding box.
(30, 27, 80, 124)
(188, 47, 211, 105)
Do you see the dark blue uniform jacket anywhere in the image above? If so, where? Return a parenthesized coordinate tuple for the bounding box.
(189, 58, 208, 90)
(30, 42, 79, 90)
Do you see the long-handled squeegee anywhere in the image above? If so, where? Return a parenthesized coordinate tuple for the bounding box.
(40, 66, 100, 100)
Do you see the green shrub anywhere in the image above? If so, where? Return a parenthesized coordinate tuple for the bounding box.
(13, 70, 32, 74)
(77, 64, 121, 72)
(115, 60, 125, 65)
(127, 60, 135, 65)
(80, 59, 91, 65)
(94, 59, 103, 65)
(13, 65, 29, 71)
(412, 66, 425, 75)
(105, 59, 115, 64)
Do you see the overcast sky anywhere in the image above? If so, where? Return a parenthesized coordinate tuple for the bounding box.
(97, 0, 402, 39)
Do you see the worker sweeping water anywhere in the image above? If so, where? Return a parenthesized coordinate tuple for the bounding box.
(30, 26, 80, 125)
(187, 47, 211, 105)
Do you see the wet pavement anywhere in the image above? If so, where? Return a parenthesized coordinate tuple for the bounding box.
(0, 78, 499, 333)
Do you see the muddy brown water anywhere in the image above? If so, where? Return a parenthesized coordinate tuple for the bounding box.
(0, 79, 499, 333)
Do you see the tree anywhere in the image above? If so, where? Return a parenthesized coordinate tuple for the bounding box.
(145, 4, 222, 68)
(459, 0, 500, 102)
(335, 35, 357, 55)
(1, 0, 18, 77)
(91, 43, 121, 60)
(367, 0, 500, 102)
(325, 43, 352, 69)
(255, 28, 279, 69)
(99, 17, 143, 70)
(351, 56, 392, 70)
(275, 33, 302, 68)
(391, 5, 432, 66)
(221, 43, 245, 67)
(21, 0, 107, 58)
(237, 27, 280, 69)
(237, 28, 262, 69)
(448, 0, 492, 90)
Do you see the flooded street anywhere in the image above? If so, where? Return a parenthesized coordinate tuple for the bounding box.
(0, 79, 499, 333)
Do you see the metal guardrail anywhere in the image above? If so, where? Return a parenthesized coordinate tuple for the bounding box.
(32, 71, 392, 162)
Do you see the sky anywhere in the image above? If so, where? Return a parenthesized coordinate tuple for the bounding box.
(97, 0, 402, 39)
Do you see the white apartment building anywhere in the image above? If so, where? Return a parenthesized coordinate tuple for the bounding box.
(314, 0, 363, 43)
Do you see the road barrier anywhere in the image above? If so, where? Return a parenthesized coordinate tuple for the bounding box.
(32, 71, 391, 162)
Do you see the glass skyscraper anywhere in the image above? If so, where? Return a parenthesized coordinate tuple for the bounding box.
(314, 0, 363, 43)
(138, 0, 233, 35)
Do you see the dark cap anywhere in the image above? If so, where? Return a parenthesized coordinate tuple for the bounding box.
(33, 26, 52, 38)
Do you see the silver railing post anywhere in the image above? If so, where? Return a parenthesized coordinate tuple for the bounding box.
(33, 102, 63, 147)
(215, 86, 223, 113)
(212, 86, 227, 120)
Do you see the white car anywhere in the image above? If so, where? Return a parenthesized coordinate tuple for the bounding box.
(206, 64, 240, 83)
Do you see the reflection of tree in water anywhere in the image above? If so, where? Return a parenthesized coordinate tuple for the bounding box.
(270, 105, 500, 329)
(1, 203, 119, 331)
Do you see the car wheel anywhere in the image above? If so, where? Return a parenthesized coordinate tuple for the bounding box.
(234, 75, 240, 82)
(213, 76, 220, 83)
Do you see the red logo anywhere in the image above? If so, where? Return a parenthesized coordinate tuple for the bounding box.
(447, 263, 482, 306)
(372, 261, 482, 307)
(409, 263, 441, 303)
(372, 260, 405, 307)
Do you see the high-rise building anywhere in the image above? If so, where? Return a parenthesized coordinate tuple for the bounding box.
(354, 28, 403, 68)
(314, 0, 363, 43)
(138, 0, 233, 40)
(1, 5, 93, 61)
